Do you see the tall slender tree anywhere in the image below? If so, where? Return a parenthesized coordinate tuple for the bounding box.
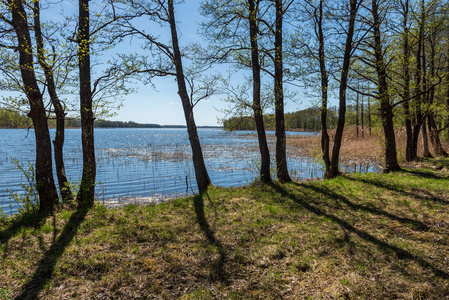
(248, 0, 271, 183)
(399, 0, 414, 161)
(200, 0, 272, 183)
(33, 0, 73, 202)
(294, 0, 360, 178)
(327, 0, 360, 178)
(274, 0, 291, 182)
(168, 0, 212, 192)
(77, 0, 96, 207)
(6, 0, 59, 213)
(108, 0, 212, 192)
(371, 0, 401, 172)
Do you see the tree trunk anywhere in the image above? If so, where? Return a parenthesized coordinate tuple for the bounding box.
(410, 0, 425, 161)
(427, 29, 447, 157)
(248, 0, 271, 183)
(316, 0, 331, 175)
(168, 0, 212, 193)
(372, 0, 400, 172)
(420, 11, 432, 159)
(421, 117, 432, 158)
(447, 71, 449, 142)
(34, 0, 72, 202)
(361, 93, 364, 138)
(9, 0, 59, 213)
(368, 97, 372, 136)
(356, 83, 359, 138)
(411, 120, 422, 160)
(274, 0, 290, 182)
(77, 0, 96, 207)
(327, 0, 359, 179)
(401, 0, 413, 162)
(428, 115, 448, 157)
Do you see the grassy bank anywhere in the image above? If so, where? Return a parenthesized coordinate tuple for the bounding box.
(1, 159, 449, 299)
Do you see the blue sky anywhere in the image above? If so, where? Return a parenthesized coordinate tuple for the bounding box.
(2, 0, 317, 126)
(101, 1, 316, 126)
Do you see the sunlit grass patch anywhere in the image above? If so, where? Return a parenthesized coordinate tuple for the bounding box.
(1, 160, 449, 298)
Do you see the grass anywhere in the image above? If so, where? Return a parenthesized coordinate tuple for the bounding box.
(1, 158, 449, 299)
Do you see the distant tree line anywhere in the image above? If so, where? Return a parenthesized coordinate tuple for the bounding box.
(0, 110, 31, 128)
(223, 108, 326, 131)
(0, 110, 207, 129)
(67, 119, 163, 128)
(223, 105, 377, 132)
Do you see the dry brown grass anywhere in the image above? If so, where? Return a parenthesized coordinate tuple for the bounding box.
(286, 126, 449, 165)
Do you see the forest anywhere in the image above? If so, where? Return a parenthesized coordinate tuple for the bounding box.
(1, 0, 449, 298)
(223, 105, 372, 131)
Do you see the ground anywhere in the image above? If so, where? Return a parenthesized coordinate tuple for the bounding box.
(1, 158, 448, 299)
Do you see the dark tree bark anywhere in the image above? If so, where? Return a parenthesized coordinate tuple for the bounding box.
(77, 0, 96, 207)
(33, 0, 73, 202)
(447, 48, 449, 142)
(421, 119, 432, 157)
(420, 23, 432, 158)
(371, 0, 400, 172)
(361, 94, 364, 138)
(8, 0, 59, 213)
(248, 0, 271, 183)
(356, 82, 359, 138)
(168, 0, 212, 193)
(368, 95, 372, 136)
(427, 28, 447, 157)
(410, 0, 426, 161)
(428, 115, 448, 156)
(274, 0, 290, 182)
(447, 66, 449, 142)
(326, 0, 359, 179)
(316, 0, 331, 175)
(401, 0, 413, 162)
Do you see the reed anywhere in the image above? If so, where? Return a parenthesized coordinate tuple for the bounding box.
(286, 126, 449, 165)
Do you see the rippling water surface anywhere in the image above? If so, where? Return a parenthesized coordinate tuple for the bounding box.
(0, 128, 379, 215)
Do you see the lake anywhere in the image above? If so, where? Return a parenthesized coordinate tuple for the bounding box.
(0, 128, 379, 215)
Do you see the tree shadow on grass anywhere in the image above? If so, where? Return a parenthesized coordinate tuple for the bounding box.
(401, 169, 447, 180)
(415, 157, 449, 171)
(300, 183, 429, 231)
(193, 192, 228, 284)
(344, 174, 449, 206)
(0, 211, 48, 257)
(271, 183, 449, 280)
(14, 207, 89, 300)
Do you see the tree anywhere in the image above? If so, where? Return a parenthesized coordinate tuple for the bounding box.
(293, 0, 361, 178)
(371, 0, 401, 172)
(168, 0, 212, 192)
(200, 0, 272, 183)
(248, 0, 271, 183)
(424, 0, 448, 157)
(2, 0, 59, 213)
(274, 0, 291, 182)
(397, 0, 414, 161)
(33, 0, 73, 202)
(327, 0, 361, 178)
(76, 0, 96, 207)
(109, 0, 212, 193)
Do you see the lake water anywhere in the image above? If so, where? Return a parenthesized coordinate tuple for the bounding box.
(0, 128, 379, 215)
